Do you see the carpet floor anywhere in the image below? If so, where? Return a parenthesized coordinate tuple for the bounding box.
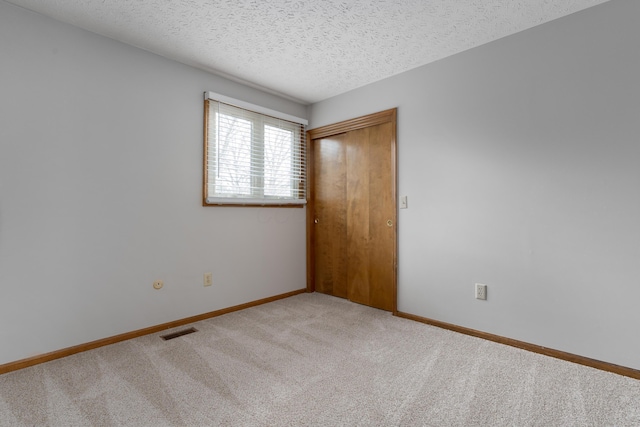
(0, 292, 639, 426)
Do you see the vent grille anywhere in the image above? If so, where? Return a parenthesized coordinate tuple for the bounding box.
(161, 327, 198, 341)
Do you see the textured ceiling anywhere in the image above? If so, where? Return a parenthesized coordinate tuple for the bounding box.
(5, 0, 610, 104)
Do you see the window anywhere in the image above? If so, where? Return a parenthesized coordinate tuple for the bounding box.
(203, 92, 307, 206)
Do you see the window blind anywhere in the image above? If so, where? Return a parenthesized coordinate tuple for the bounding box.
(204, 92, 307, 206)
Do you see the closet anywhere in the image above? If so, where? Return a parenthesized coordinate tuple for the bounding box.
(307, 109, 397, 312)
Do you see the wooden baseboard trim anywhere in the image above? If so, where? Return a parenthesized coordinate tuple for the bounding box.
(0, 289, 306, 376)
(395, 311, 640, 381)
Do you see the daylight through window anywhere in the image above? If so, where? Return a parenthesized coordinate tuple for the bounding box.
(203, 94, 307, 206)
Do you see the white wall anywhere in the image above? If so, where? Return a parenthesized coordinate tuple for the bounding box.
(310, 0, 640, 370)
(0, 1, 307, 365)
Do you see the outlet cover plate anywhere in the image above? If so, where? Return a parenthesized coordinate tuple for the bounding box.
(204, 273, 213, 287)
(475, 283, 487, 300)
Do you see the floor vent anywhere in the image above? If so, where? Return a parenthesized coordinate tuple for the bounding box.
(161, 327, 198, 341)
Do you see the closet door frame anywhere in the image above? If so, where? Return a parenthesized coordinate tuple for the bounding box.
(306, 108, 398, 313)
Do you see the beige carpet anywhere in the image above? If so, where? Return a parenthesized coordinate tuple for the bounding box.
(1, 293, 639, 426)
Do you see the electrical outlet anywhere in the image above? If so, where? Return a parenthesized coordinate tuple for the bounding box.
(204, 272, 213, 287)
(153, 280, 164, 290)
(475, 283, 487, 300)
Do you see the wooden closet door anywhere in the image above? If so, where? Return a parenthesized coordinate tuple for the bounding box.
(346, 123, 395, 311)
(313, 133, 348, 298)
(309, 109, 396, 312)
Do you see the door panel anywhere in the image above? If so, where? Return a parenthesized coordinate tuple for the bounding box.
(346, 127, 371, 305)
(314, 134, 348, 298)
(367, 122, 395, 311)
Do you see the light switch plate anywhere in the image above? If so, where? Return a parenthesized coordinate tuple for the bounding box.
(400, 196, 408, 209)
